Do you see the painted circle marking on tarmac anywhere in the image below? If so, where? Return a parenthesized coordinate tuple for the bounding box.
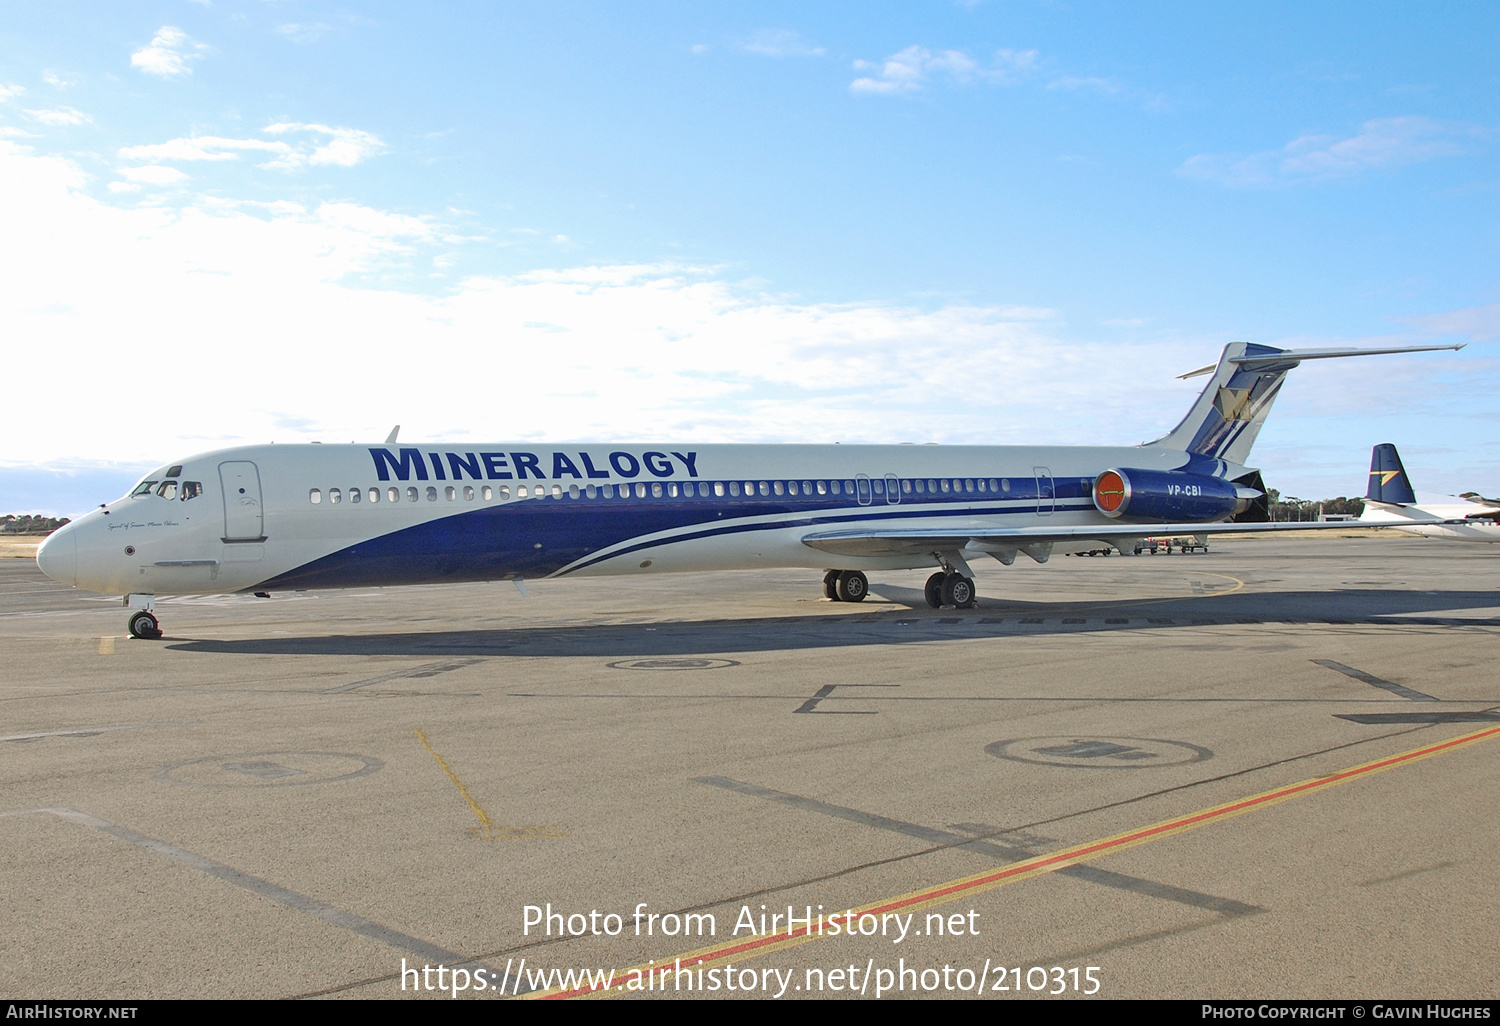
(606, 658, 740, 671)
(986, 735, 1213, 769)
(157, 751, 384, 788)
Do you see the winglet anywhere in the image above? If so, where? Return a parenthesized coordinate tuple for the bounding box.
(385, 425, 400, 444)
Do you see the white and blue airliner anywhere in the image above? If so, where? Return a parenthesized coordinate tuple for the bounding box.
(35, 341, 1458, 639)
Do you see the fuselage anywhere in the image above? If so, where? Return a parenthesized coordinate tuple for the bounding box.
(37, 440, 1221, 597)
(1359, 499, 1500, 543)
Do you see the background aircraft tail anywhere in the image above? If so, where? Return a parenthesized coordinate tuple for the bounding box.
(1367, 443, 1417, 505)
(1150, 342, 1461, 467)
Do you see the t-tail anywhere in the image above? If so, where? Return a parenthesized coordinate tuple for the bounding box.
(1367, 443, 1417, 505)
(1150, 342, 1464, 467)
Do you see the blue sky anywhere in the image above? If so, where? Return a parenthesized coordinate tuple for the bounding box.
(1, 2, 1497, 514)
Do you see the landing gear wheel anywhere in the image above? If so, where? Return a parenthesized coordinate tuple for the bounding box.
(823, 569, 841, 601)
(835, 570, 869, 603)
(939, 574, 976, 610)
(128, 610, 162, 640)
(924, 572, 945, 609)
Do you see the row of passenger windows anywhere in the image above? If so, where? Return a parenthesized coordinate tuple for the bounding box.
(308, 476, 1066, 505)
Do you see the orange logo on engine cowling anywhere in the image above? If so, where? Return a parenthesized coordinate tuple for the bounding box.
(1095, 471, 1125, 512)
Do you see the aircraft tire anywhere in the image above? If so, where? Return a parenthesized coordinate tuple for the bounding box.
(924, 572, 945, 609)
(940, 574, 976, 609)
(128, 610, 162, 640)
(835, 570, 868, 603)
(823, 569, 841, 601)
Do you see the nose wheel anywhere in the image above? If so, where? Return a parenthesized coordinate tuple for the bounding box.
(128, 610, 163, 640)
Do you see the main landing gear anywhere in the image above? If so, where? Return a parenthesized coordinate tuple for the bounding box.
(924, 571, 976, 610)
(823, 569, 869, 603)
(127, 610, 163, 640)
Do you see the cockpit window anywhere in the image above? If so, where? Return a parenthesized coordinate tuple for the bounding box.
(156, 481, 178, 500)
(131, 481, 158, 498)
(165, 466, 183, 478)
(180, 481, 203, 501)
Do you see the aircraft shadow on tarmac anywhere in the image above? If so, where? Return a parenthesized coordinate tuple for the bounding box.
(165, 588, 1500, 659)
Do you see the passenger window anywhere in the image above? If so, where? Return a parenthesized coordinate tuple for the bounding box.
(426, 487, 437, 501)
(388, 487, 400, 503)
(497, 485, 509, 499)
(407, 487, 419, 502)
(634, 483, 646, 498)
(745, 481, 756, 496)
(549, 484, 561, 499)
(991, 479, 1000, 491)
(830, 481, 841, 495)
(940, 480, 951, 493)
(329, 488, 342, 504)
(1001, 479, 1010, 492)
(801, 481, 813, 494)
(872, 479, 884, 495)
(445, 486, 456, 501)
(728, 482, 740, 497)
(569, 484, 580, 499)
(843, 480, 855, 494)
(481, 486, 492, 500)
(902, 480, 912, 494)
(131, 481, 158, 498)
(757, 481, 769, 496)
(977, 479, 987, 492)
(179, 481, 203, 501)
(463, 485, 474, 501)
(585, 484, 597, 499)
(156, 481, 178, 500)
(773, 481, 784, 496)
(668, 483, 679, 497)
(650, 483, 661, 498)
(310, 488, 322, 504)
(817, 481, 827, 495)
(349, 487, 361, 503)
(715, 482, 726, 497)
(965, 479, 974, 492)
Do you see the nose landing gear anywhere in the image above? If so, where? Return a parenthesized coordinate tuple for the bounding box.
(127, 610, 163, 640)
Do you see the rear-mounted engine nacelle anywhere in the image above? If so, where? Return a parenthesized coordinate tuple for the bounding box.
(1093, 468, 1256, 523)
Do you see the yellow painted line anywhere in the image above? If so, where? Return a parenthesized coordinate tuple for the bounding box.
(1198, 572, 1245, 597)
(530, 722, 1500, 999)
(98, 636, 115, 655)
(413, 729, 566, 842)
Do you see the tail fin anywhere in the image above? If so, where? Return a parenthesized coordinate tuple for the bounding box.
(1151, 342, 1462, 466)
(1367, 443, 1417, 505)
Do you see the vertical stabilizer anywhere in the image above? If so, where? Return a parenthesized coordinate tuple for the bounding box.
(1367, 444, 1417, 505)
(1151, 342, 1293, 465)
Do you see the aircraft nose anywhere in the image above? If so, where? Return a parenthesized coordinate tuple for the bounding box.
(36, 527, 77, 586)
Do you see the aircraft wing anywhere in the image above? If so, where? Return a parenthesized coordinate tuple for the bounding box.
(801, 520, 1379, 558)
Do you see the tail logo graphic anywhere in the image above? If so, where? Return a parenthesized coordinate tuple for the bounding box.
(1214, 386, 1255, 422)
(1371, 470, 1402, 486)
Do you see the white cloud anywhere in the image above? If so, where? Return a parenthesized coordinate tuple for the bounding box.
(118, 165, 188, 185)
(42, 70, 75, 90)
(850, 46, 1036, 95)
(119, 135, 291, 162)
(25, 107, 92, 126)
(735, 30, 825, 58)
(1179, 117, 1479, 187)
(1401, 303, 1500, 343)
(130, 26, 209, 78)
(262, 122, 386, 168)
(118, 124, 384, 171)
(0, 83, 26, 102)
(277, 23, 331, 45)
(0, 135, 1229, 471)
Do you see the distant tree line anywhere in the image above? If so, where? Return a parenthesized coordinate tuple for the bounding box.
(1264, 489, 1363, 522)
(0, 515, 71, 535)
